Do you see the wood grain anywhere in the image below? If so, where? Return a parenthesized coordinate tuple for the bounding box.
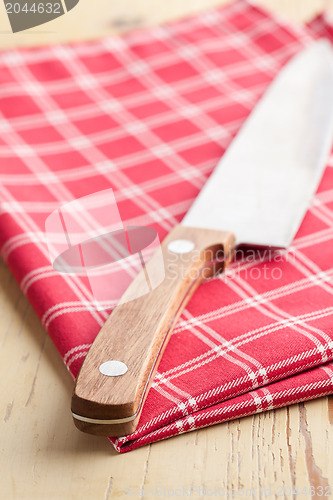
(72, 225, 235, 436)
(1, 1, 333, 499)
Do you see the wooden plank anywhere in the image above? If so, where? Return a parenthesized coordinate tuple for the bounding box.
(0, 1, 333, 498)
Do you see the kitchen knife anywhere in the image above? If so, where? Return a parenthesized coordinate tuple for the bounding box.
(71, 40, 333, 437)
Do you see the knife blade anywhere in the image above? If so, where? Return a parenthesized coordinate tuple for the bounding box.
(183, 40, 333, 248)
(71, 40, 333, 437)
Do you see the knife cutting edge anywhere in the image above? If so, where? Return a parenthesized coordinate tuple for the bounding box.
(71, 40, 333, 436)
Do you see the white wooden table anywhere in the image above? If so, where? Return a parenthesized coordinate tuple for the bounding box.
(1, 1, 333, 498)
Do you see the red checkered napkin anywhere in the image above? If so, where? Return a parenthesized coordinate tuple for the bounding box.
(1, 0, 333, 453)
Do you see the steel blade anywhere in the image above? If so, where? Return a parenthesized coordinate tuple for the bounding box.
(182, 40, 333, 248)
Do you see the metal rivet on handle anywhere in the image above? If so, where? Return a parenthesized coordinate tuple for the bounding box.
(99, 360, 128, 377)
(167, 239, 195, 254)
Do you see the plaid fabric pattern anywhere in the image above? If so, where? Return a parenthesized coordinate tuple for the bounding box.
(0, 0, 333, 453)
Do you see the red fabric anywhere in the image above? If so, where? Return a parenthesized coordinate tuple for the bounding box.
(1, 0, 333, 453)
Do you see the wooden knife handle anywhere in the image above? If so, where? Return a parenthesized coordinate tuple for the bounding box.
(71, 225, 235, 436)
